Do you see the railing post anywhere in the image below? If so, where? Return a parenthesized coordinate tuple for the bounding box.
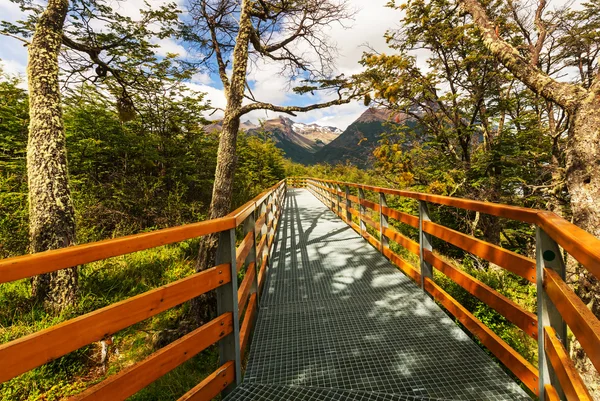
(345, 185, 351, 223)
(336, 184, 342, 217)
(215, 228, 242, 394)
(245, 209, 259, 304)
(418, 200, 433, 289)
(379, 192, 388, 254)
(359, 188, 366, 237)
(536, 227, 567, 400)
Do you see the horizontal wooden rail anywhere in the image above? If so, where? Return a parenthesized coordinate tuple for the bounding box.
(382, 247, 421, 283)
(537, 212, 600, 280)
(544, 385, 560, 401)
(361, 214, 380, 231)
(360, 198, 380, 213)
(240, 293, 258, 356)
(311, 178, 539, 223)
(238, 262, 256, 312)
(177, 361, 235, 401)
(544, 268, 600, 373)
(235, 231, 254, 272)
(424, 278, 539, 394)
(0, 217, 235, 284)
(0, 264, 230, 383)
(381, 206, 419, 228)
(544, 326, 593, 400)
(382, 227, 419, 256)
(424, 250, 537, 338)
(70, 313, 233, 401)
(422, 220, 536, 283)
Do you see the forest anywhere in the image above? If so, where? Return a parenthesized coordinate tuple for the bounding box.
(0, 0, 599, 399)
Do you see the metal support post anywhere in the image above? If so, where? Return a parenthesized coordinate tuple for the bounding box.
(245, 211, 259, 304)
(379, 192, 389, 254)
(359, 188, 366, 237)
(536, 227, 567, 400)
(418, 200, 433, 289)
(215, 228, 242, 394)
(336, 184, 342, 217)
(345, 186, 351, 223)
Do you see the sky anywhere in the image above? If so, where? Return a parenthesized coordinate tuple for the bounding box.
(0, 0, 581, 130)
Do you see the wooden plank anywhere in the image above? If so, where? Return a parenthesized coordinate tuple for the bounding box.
(255, 213, 266, 232)
(0, 264, 230, 383)
(544, 385, 560, 401)
(363, 231, 381, 249)
(381, 206, 419, 228)
(382, 247, 421, 283)
(258, 256, 268, 291)
(70, 313, 233, 401)
(423, 277, 539, 394)
(177, 361, 235, 401)
(347, 207, 360, 218)
(544, 326, 593, 401)
(424, 250, 537, 338)
(235, 231, 254, 272)
(361, 214, 380, 231)
(347, 194, 359, 204)
(544, 268, 600, 373)
(237, 262, 256, 312)
(256, 234, 267, 258)
(382, 227, 419, 256)
(422, 220, 536, 283)
(0, 217, 235, 284)
(537, 211, 600, 280)
(240, 293, 258, 356)
(360, 198, 380, 213)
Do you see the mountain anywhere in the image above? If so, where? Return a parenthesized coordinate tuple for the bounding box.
(206, 116, 342, 163)
(312, 108, 412, 168)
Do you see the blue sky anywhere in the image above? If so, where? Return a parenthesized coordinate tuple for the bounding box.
(0, 0, 578, 130)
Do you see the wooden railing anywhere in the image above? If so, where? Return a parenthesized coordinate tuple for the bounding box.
(0, 180, 287, 401)
(289, 177, 600, 401)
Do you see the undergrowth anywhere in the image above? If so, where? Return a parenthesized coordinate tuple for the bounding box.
(0, 240, 222, 401)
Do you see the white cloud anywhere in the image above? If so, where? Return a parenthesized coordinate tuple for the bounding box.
(153, 38, 188, 58)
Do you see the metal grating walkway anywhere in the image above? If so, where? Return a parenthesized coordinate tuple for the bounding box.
(225, 189, 530, 400)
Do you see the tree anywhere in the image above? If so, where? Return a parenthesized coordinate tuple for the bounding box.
(2, 0, 182, 310)
(184, 0, 362, 322)
(457, 0, 600, 387)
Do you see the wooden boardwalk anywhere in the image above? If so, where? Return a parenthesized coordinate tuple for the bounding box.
(225, 189, 529, 400)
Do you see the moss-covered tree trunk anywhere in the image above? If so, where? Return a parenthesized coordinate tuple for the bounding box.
(27, 0, 78, 310)
(458, 0, 600, 392)
(192, 0, 253, 324)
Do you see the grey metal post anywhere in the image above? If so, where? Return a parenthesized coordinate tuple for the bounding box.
(215, 228, 242, 393)
(336, 184, 342, 217)
(245, 210, 259, 304)
(358, 188, 366, 237)
(536, 227, 567, 400)
(379, 192, 389, 254)
(418, 200, 433, 289)
(345, 186, 352, 223)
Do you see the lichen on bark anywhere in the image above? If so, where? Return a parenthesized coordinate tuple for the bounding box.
(27, 0, 78, 311)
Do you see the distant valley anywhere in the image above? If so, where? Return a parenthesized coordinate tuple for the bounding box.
(207, 108, 409, 167)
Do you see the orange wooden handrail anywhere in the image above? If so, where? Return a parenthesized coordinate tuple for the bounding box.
(304, 176, 600, 399)
(70, 313, 234, 401)
(0, 264, 230, 383)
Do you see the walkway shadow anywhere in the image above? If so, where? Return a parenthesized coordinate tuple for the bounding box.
(243, 189, 530, 401)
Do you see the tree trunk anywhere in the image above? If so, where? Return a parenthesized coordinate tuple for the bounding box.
(565, 94, 600, 387)
(192, 0, 253, 324)
(27, 0, 77, 311)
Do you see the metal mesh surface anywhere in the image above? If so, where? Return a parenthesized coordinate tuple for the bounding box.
(225, 189, 530, 400)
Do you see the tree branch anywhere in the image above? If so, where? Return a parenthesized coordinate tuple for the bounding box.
(237, 96, 357, 118)
(457, 0, 587, 112)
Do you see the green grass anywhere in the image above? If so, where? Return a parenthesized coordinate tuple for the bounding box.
(0, 240, 221, 401)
